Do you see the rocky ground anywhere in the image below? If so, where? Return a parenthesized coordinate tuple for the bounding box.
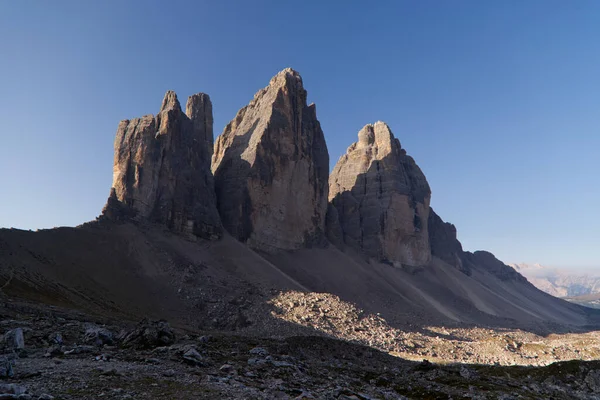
(271, 291, 600, 367)
(1, 299, 600, 399)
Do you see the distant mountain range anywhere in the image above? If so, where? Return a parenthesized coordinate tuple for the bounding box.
(509, 263, 600, 301)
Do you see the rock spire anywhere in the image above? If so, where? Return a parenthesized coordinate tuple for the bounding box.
(102, 91, 222, 239)
(328, 122, 431, 266)
(212, 68, 329, 251)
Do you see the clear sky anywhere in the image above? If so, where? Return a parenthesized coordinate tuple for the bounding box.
(1, 1, 599, 269)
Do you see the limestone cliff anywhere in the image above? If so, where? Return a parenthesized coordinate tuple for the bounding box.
(212, 68, 329, 252)
(328, 122, 431, 266)
(103, 91, 222, 239)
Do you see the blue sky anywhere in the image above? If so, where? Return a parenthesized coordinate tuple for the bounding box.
(1, 1, 599, 269)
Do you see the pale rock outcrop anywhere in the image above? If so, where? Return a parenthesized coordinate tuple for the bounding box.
(328, 122, 431, 266)
(103, 91, 222, 239)
(212, 68, 329, 251)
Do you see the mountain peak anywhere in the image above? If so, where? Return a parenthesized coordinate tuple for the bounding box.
(212, 68, 329, 251)
(103, 90, 221, 239)
(329, 122, 431, 266)
(159, 90, 181, 113)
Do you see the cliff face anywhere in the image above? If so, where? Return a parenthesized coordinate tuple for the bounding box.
(103, 91, 222, 239)
(428, 207, 471, 275)
(212, 68, 329, 252)
(328, 122, 431, 267)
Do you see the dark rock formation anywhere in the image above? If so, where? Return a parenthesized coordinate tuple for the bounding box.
(428, 207, 471, 275)
(103, 91, 222, 239)
(211, 68, 329, 252)
(462, 251, 528, 282)
(329, 122, 431, 266)
(325, 204, 344, 249)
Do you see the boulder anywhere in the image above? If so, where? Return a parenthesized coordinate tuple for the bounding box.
(121, 319, 175, 349)
(329, 122, 431, 266)
(84, 325, 114, 346)
(212, 68, 329, 251)
(3, 328, 24, 351)
(103, 91, 222, 239)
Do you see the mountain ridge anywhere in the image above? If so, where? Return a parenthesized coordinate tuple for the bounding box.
(510, 262, 600, 298)
(2, 67, 598, 342)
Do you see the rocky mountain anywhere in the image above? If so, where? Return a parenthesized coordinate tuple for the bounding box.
(328, 122, 431, 266)
(212, 68, 329, 252)
(510, 263, 600, 298)
(1, 67, 600, 399)
(427, 208, 469, 274)
(102, 90, 222, 240)
(2, 68, 595, 331)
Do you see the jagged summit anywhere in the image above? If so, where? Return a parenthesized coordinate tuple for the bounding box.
(159, 90, 181, 113)
(102, 90, 222, 239)
(355, 121, 395, 150)
(212, 68, 329, 252)
(328, 122, 431, 266)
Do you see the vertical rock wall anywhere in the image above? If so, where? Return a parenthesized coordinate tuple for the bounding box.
(103, 91, 222, 239)
(212, 68, 329, 251)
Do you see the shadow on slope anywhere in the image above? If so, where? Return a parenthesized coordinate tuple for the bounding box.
(0, 221, 598, 342)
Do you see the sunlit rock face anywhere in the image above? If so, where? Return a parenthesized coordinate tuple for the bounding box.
(212, 68, 329, 252)
(328, 122, 431, 266)
(104, 91, 222, 239)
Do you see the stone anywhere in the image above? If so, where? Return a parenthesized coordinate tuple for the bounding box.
(329, 122, 431, 266)
(84, 325, 114, 346)
(459, 366, 477, 380)
(103, 91, 222, 240)
(212, 68, 329, 251)
(585, 370, 600, 392)
(64, 345, 95, 355)
(44, 345, 63, 357)
(247, 357, 268, 369)
(48, 332, 63, 346)
(219, 364, 235, 374)
(4, 328, 24, 350)
(249, 347, 269, 356)
(271, 360, 294, 368)
(182, 348, 204, 366)
(198, 335, 213, 344)
(0, 384, 25, 395)
(121, 319, 175, 349)
(0, 355, 15, 378)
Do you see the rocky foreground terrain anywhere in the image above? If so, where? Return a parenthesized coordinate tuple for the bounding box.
(2, 300, 600, 400)
(2, 67, 600, 398)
